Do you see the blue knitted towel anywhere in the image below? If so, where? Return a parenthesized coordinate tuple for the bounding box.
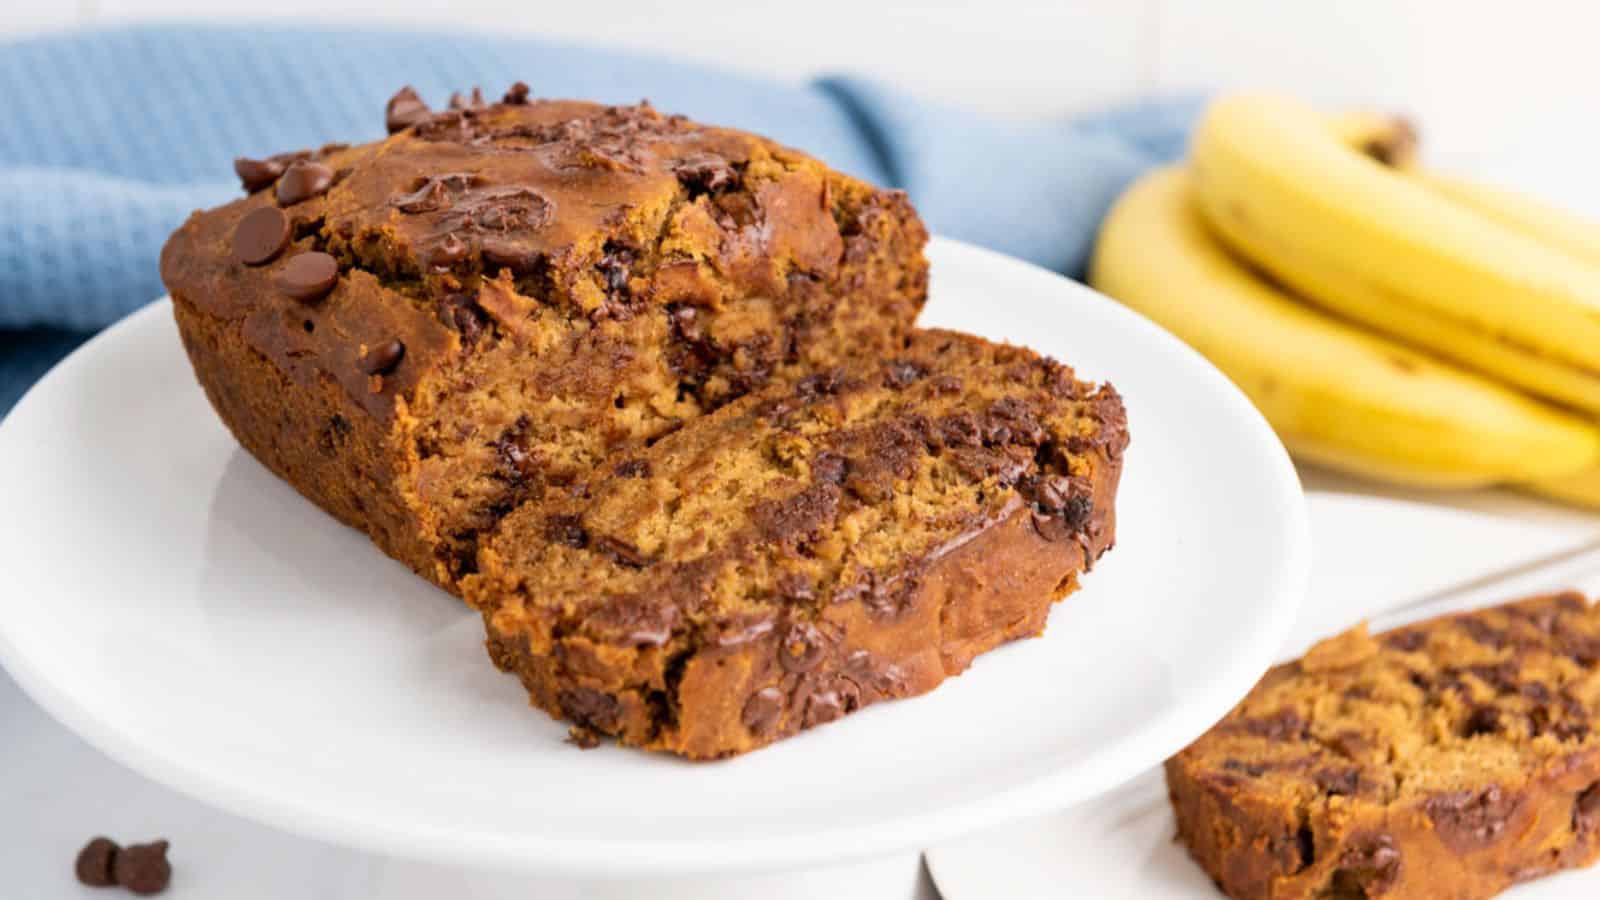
(0, 25, 1196, 416)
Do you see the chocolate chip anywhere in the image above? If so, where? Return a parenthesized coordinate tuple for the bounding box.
(1462, 706, 1502, 737)
(1031, 510, 1071, 543)
(1033, 475, 1074, 513)
(361, 339, 405, 375)
(742, 687, 783, 737)
(594, 535, 654, 569)
(275, 160, 334, 206)
(503, 82, 531, 105)
(386, 86, 431, 134)
(843, 649, 906, 698)
(544, 514, 588, 549)
(449, 87, 485, 110)
(491, 416, 533, 482)
(777, 572, 815, 602)
(1383, 629, 1427, 652)
(613, 458, 650, 479)
(939, 413, 983, 448)
(1238, 708, 1307, 741)
(1314, 767, 1364, 796)
(1061, 494, 1094, 530)
(752, 481, 841, 544)
(883, 360, 928, 389)
(427, 233, 471, 269)
(557, 688, 621, 732)
(1222, 758, 1270, 777)
(467, 186, 554, 231)
(234, 156, 285, 193)
(597, 244, 635, 298)
(1424, 786, 1519, 851)
(713, 192, 760, 229)
(232, 206, 290, 265)
(673, 153, 738, 196)
(1458, 616, 1508, 649)
(779, 622, 828, 673)
(75, 836, 119, 887)
(112, 840, 171, 896)
(1576, 783, 1600, 836)
(1332, 835, 1402, 895)
(275, 252, 339, 303)
(803, 685, 850, 728)
(811, 452, 847, 485)
(392, 172, 482, 215)
(446, 301, 486, 343)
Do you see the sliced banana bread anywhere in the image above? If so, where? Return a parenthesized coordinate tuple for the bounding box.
(465, 329, 1127, 758)
(1167, 593, 1600, 900)
(161, 84, 928, 594)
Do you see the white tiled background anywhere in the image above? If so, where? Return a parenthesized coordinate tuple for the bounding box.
(8, 0, 1599, 209)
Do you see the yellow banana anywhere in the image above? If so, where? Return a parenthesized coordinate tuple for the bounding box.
(1412, 174, 1600, 274)
(1326, 110, 1600, 268)
(1191, 93, 1600, 416)
(1325, 112, 1600, 505)
(1089, 166, 1598, 487)
(1527, 467, 1600, 509)
(1381, 148, 1600, 507)
(1417, 176, 1600, 506)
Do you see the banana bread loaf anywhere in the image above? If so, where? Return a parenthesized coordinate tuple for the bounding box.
(465, 329, 1127, 758)
(161, 84, 928, 594)
(1167, 593, 1600, 900)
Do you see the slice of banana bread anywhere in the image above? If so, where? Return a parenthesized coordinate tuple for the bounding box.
(465, 329, 1127, 758)
(161, 84, 928, 594)
(1167, 593, 1600, 900)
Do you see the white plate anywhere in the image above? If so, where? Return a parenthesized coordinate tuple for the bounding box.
(0, 237, 1308, 876)
(927, 492, 1600, 899)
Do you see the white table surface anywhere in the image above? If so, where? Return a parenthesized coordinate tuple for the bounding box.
(0, 659, 938, 898)
(8, 479, 1596, 898)
(926, 479, 1600, 898)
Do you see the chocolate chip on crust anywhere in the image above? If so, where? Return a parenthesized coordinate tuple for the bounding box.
(232, 206, 290, 265)
(275, 252, 339, 304)
(360, 339, 405, 376)
(274, 160, 335, 206)
(385, 86, 431, 133)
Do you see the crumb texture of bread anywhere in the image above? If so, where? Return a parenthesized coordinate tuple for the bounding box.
(466, 329, 1127, 758)
(161, 89, 928, 592)
(1166, 593, 1600, 900)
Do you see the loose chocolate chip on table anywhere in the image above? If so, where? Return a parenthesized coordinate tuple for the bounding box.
(276, 252, 340, 303)
(503, 81, 531, 105)
(361, 339, 405, 375)
(232, 206, 291, 265)
(274, 160, 335, 206)
(233, 156, 285, 193)
(75, 836, 119, 887)
(385, 86, 431, 133)
(112, 839, 171, 896)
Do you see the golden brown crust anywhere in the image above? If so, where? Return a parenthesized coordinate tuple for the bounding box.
(172, 293, 440, 579)
(1166, 593, 1600, 899)
(162, 88, 928, 592)
(469, 329, 1126, 758)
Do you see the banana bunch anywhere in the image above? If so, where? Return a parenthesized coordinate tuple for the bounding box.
(1090, 92, 1600, 503)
